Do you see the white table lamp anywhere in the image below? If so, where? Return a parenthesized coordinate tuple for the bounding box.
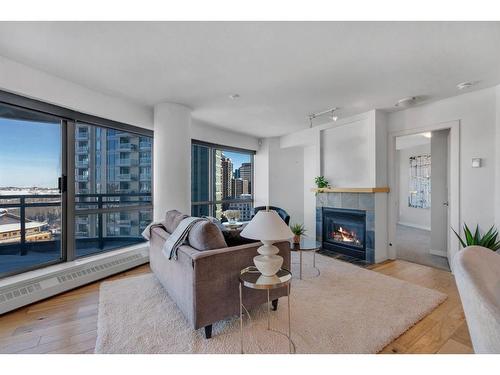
(240, 210, 293, 276)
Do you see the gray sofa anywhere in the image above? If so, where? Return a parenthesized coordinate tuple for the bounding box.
(148, 210, 291, 339)
(454, 246, 500, 353)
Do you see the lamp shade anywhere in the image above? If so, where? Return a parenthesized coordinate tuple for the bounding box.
(240, 210, 293, 241)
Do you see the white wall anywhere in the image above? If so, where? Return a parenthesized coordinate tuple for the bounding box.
(495, 85, 500, 228)
(280, 125, 321, 235)
(254, 138, 305, 226)
(397, 143, 431, 230)
(388, 87, 497, 231)
(191, 119, 259, 151)
(268, 138, 304, 226)
(0, 55, 153, 129)
(321, 118, 372, 187)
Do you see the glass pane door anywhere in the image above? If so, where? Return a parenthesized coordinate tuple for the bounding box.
(0, 104, 64, 277)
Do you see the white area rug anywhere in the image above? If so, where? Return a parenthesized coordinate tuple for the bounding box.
(95, 255, 446, 353)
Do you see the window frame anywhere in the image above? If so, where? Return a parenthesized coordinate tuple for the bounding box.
(191, 139, 255, 218)
(0, 89, 154, 278)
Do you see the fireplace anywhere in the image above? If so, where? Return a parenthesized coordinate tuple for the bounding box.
(322, 207, 367, 260)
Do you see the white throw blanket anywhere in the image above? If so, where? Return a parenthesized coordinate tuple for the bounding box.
(142, 217, 206, 260)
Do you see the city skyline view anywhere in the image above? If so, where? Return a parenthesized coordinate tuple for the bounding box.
(221, 150, 250, 172)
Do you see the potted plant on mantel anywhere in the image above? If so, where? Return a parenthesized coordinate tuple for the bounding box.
(452, 224, 500, 253)
(314, 176, 330, 195)
(290, 223, 307, 244)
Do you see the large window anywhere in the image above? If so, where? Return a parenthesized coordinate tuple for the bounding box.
(0, 92, 153, 278)
(74, 124, 153, 258)
(191, 141, 254, 221)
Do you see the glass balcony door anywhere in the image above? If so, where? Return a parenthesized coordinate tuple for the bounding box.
(0, 104, 65, 278)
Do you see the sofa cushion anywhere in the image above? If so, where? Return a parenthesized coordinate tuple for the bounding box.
(164, 209, 189, 234)
(188, 220, 228, 251)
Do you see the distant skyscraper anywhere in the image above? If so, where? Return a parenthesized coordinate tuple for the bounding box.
(232, 178, 244, 197)
(221, 155, 233, 199)
(239, 162, 252, 194)
(239, 162, 252, 182)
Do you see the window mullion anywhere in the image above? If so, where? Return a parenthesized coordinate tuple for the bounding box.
(66, 120, 76, 261)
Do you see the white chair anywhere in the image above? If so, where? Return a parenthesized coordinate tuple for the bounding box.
(453, 246, 500, 353)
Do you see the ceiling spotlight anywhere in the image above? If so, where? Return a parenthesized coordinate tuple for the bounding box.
(457, 81, 477, 90)
(229, 94, 240, 100)
(395, 96, 418, 108)
(309, 107, 339, 127)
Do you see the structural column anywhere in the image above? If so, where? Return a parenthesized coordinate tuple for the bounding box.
(153, 102, 191, 221)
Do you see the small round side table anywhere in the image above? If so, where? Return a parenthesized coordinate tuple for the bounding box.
(290, 238, 321, 280)
(239, 266, 294, 354)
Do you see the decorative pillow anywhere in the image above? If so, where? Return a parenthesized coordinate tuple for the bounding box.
(188, 220, 228, 251)
(163, 209, 189, 234)
(203, 216, 226, 231)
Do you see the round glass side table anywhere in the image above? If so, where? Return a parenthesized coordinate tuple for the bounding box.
(239, 266, 294, 354)
(290, 238, 321, 280)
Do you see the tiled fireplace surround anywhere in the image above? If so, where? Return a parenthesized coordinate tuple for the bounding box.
(316, 192, 376, 263)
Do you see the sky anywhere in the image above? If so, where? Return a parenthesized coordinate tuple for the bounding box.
(0, 119, 61, 188)
(222, 150, 251, 171)
(0, 118, 251, 188)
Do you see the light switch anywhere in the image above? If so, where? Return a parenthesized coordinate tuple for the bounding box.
(472, 158, 482, 168)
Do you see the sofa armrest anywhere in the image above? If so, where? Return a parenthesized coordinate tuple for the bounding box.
(189, 241, 291, 329)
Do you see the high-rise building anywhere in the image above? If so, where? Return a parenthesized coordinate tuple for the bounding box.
(239, 162, 252, 194)
(214, 150, 223, 218)
(221, 155, 233, 199)
(232, 178, 244, 197)
(74, 124, 152, 239)
(228, 194, 253, 221)
(239, 162, 252, 182)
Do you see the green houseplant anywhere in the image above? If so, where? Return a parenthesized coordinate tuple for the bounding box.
(290, 223, 307, 244)
(314, 176, 329, 189)
(452, 224, 500, 252)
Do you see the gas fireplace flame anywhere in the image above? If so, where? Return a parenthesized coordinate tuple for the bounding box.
(332, 226, 361, 245)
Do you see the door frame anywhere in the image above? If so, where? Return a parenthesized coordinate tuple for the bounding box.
(387, 120, 460, 271)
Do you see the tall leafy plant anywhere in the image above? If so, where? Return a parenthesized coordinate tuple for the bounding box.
(452, 224, 500, 251)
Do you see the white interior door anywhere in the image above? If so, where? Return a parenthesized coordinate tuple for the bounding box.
(430, 129, 449, 257)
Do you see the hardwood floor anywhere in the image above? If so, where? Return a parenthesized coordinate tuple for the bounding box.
(0, 259, 473, 354)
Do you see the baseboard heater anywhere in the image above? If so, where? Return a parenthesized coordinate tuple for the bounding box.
(0, 246, 149, 315)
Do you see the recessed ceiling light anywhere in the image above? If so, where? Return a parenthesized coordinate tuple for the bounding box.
(229, 94, 240, 100)
(395, 96, 418, 107)
(456, 81, 476, 90)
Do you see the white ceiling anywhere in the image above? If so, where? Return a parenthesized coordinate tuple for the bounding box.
(0, 22, 499, 137)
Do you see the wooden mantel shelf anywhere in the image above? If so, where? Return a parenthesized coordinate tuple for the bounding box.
(311, 187, 390, 193)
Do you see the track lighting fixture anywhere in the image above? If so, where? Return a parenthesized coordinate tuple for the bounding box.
(309, 107, 338, 128)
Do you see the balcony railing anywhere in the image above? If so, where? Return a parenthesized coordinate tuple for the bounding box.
(0, 193, 152, 258)
(118, 143, 138, 151)
(117, 158, 139, 166)
(76, 174, 89, 182)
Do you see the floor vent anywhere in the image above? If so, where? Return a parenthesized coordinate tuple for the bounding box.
(0, 282, 42, 303)
(55, 254, 143, 284)
(0, 247, 148, 314)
